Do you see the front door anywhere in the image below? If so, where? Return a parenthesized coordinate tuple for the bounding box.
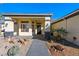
(37, 25, 41, 35)
(32, 25, 35, 35)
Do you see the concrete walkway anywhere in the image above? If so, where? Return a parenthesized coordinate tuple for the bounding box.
(26, 39, 50, 56)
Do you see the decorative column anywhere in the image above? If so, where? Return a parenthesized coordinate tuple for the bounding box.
(4, 17, 14, 37)
(34, 19, 37, 35)
(45, 17, 51, 40)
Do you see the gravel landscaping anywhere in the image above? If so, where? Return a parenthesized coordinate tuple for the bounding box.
(0, 37, 32, 56)
(46, 39, 79, 56)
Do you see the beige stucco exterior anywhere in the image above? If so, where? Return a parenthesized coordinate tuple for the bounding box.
(52, 13, 79, 45)
(13, 17, 45, 36)
(52, 20, 66, 30)
(3, 14, 51, 37)
(66, 14, 79, 45)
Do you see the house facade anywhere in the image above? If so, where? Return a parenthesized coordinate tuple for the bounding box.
(2, 13, 52, 38)
(51, 9, 79, 45)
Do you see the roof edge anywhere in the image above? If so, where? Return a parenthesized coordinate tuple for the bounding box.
(2, 13, 52, 16)
(52, 9, 79, 24)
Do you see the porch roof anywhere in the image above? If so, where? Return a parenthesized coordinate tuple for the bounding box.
(2, 13, 52, 17)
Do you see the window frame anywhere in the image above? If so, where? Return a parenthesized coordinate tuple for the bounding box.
(21, 21, 29, 32)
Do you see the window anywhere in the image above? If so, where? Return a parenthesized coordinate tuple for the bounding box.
(21, 21, 29, 32)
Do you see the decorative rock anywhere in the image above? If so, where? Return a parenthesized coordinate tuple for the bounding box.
(23, 39, 27, 42)
(5, 46, 8, 49)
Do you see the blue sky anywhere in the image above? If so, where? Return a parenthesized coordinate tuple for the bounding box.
(0, 3, 79, 20)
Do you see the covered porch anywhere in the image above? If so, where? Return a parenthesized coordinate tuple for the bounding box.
(3, 14, 51, 39)
(12, 17, 45, 37)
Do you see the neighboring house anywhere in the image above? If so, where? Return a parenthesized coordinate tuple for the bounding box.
(51, 9, 79, 45)
(1, 13, 52, 38)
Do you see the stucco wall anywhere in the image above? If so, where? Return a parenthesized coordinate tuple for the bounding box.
(52, 20, 66, 30)
(66, 14, 79, 45)
(4, 17, 32, 36)
(4, 16, 51, 37)
(52, 14, 79, 45)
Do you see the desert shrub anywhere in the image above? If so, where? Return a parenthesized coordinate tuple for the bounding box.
(52, 27, 68, 41)
(7, 46, 19, 56)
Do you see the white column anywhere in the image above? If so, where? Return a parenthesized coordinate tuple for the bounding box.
(4, 17, 14, 36)
(45, 17, 51, 32)
(4, 17, 14, 32)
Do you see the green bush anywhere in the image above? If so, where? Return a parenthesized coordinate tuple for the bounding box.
(7, 46, 20, 56)
(52, 27, 68, 40)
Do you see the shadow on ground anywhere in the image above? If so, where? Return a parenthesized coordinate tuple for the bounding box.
(33, 34, 79, 49)
(32, 35, 48, 41)
(52, 38, 79, 49)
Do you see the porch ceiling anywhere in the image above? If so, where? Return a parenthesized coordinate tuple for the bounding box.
(12, 18, 45, 23)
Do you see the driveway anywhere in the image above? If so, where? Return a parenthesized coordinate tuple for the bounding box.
(26, 39, 50, 56)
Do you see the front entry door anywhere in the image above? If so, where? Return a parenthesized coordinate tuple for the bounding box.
(32, 25, 35, 35)
(37, 25, 41, 35)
